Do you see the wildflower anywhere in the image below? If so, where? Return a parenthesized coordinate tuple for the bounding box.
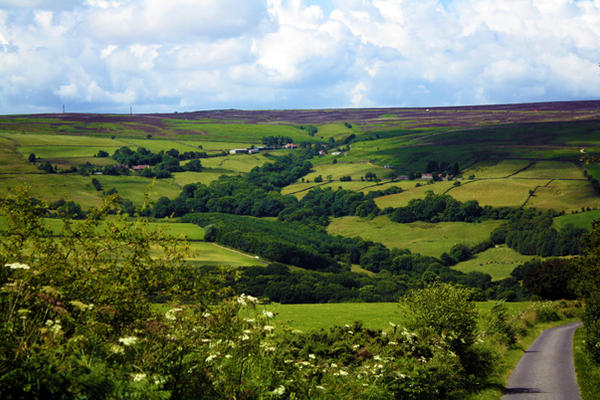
(118, 336, 139, 346)
(131, 373, 146, 382)
(262, 310, 274, 318)
(240, 334, 250, 341)
(243, 329, 252, 334)
(244, 318, 255, 323)
(338, 370, 348, 376)
(373, 355, 381, 361)
(201, 338, 211, 343)
(225, 354, 232, 359)
(237, 293, 258, 306)
(5, 262, 30, 270)
(165, 307, 182, 320)
(316, 385, 325, 391)
(17, 309, 31, 320)
(352, 344, 360, 349)
(202, 312, 211, 318)
(45, 319, 62, 335)
(388, 321, 397, 328)
(309, 353, 316, 360)
(70, 300, 93, 312)
(205, 353, 219, 363)
(271, 385, 285, 396)
(388, 341, 397, 345)
(263, 325, 275, 332)
(110, 344, 125, 354)
(331, 363, 338, 368)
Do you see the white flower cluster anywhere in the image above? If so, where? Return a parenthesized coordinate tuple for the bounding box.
(237, 293, 258, 306)
(165, 307, 182, 321)
(5, 262, 30, 270)
(118, 336, 139, 346)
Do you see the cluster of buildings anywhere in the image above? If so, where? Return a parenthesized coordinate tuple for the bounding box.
(229, 143, 298, 155)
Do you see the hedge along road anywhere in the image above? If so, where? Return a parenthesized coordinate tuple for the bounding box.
(502, 321, 582, 400)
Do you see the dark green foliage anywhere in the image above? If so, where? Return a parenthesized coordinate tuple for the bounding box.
(262, 135, 293, 146)
(37, 161, 56, 174)
(236, 264, 406, 303)
(183, 213, 345, 272)
(102, 164, 129, 176)
(28, 153, 36, 163)
(314, 175, 323, 183)
(95, 150, 109, 157)
(91, 178, 102, 191)
(499, 213, 585, 256)
(340, 175, 351, 181)
(388, 192, 483, 223)
(185, 159, 202, 172)
(584, 293, 600, 363)
(511, 259, 578, 300)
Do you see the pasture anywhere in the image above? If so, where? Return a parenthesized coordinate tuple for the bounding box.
(374, 181, 455, 208)
(452, 245, 540, 281)
(328, 216, 503, 257)
(448, 179, 544, 207)
(526, 180, 600, 212)
(553, 210, 600, 230)
(302, 162, 390, 181)
(462, 160, 532, 179)
(257, 301, 534, 331)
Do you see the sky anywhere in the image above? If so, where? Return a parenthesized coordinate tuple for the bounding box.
(0, 0, 599, 114)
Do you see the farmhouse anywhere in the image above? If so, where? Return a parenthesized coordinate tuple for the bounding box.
(132, 164, 150, 171)
(421, 173, 433, 180)
(331, 151, 342, 156)
(229, 149, 248, 154)
(285, 143, 298, 149)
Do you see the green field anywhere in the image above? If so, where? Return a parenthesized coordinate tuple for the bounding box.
(463, 160, 532, 178)
(303, 162, 390, 181)
(200, 154, 272, 173)
(374, 181, 455, 208)
(328, 216, 503, 257)
(554, 210, 600, 230)
(163, 120, 316, 143)
(514, 161, 584, 179)
(257, 301, 534, 331)
(449, 179, 543, 207)
(187, 242, 263, 266)
(452, 245, 540, 281)
(0, 174, 181, 208)
(525, 179, 600, 211)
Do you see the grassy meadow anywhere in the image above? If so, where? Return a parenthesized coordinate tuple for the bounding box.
(328, 216, 503, 257)
(255, 301, 534, 331)
(554, 210, 600, 230)
(452, 245, 540, 281)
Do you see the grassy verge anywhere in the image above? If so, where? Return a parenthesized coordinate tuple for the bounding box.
(573, 326, 600, 400)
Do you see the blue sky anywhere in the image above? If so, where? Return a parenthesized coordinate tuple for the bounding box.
(0, 0, 599, 114)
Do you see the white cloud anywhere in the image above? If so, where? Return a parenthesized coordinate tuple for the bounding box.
(1, 0, 600, 113)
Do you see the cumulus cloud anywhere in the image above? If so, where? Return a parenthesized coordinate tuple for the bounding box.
(0, 0, 599, 113)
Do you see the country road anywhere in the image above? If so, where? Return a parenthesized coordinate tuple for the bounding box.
(502, 321, 582, 400)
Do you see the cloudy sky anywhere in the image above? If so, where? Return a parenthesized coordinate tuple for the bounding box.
(1, 0, 599, 114)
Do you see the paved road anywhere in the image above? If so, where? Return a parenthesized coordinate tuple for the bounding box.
(502, 321, 582, 400)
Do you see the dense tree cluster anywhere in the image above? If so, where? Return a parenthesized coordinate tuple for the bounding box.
(388, 192, 484, 223)
(491, 212, 585, 256)
(261, 136, 294, 146)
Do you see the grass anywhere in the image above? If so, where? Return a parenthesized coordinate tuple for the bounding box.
(573, 327, 600, 400)
(452, 245, 540, 281)
(255, 301, 535, 332)
(0, 136, 39, 173)
(514, 161, 584, 179)
(328, 216, 503, 257)
(171, 170, 235, 186)
(554, 210, 600, 230)
(303, 162, 390, 181)
(527, 180, 600, 212)
(463, 160, 533, 179)
(200, 154, 272, 173)
(373, 180, 455, 208)
(449, 179, 544, 207)
(0, 174, 181, 208)
(187, 242, 263, 266)
(163, 120, 316, 143)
